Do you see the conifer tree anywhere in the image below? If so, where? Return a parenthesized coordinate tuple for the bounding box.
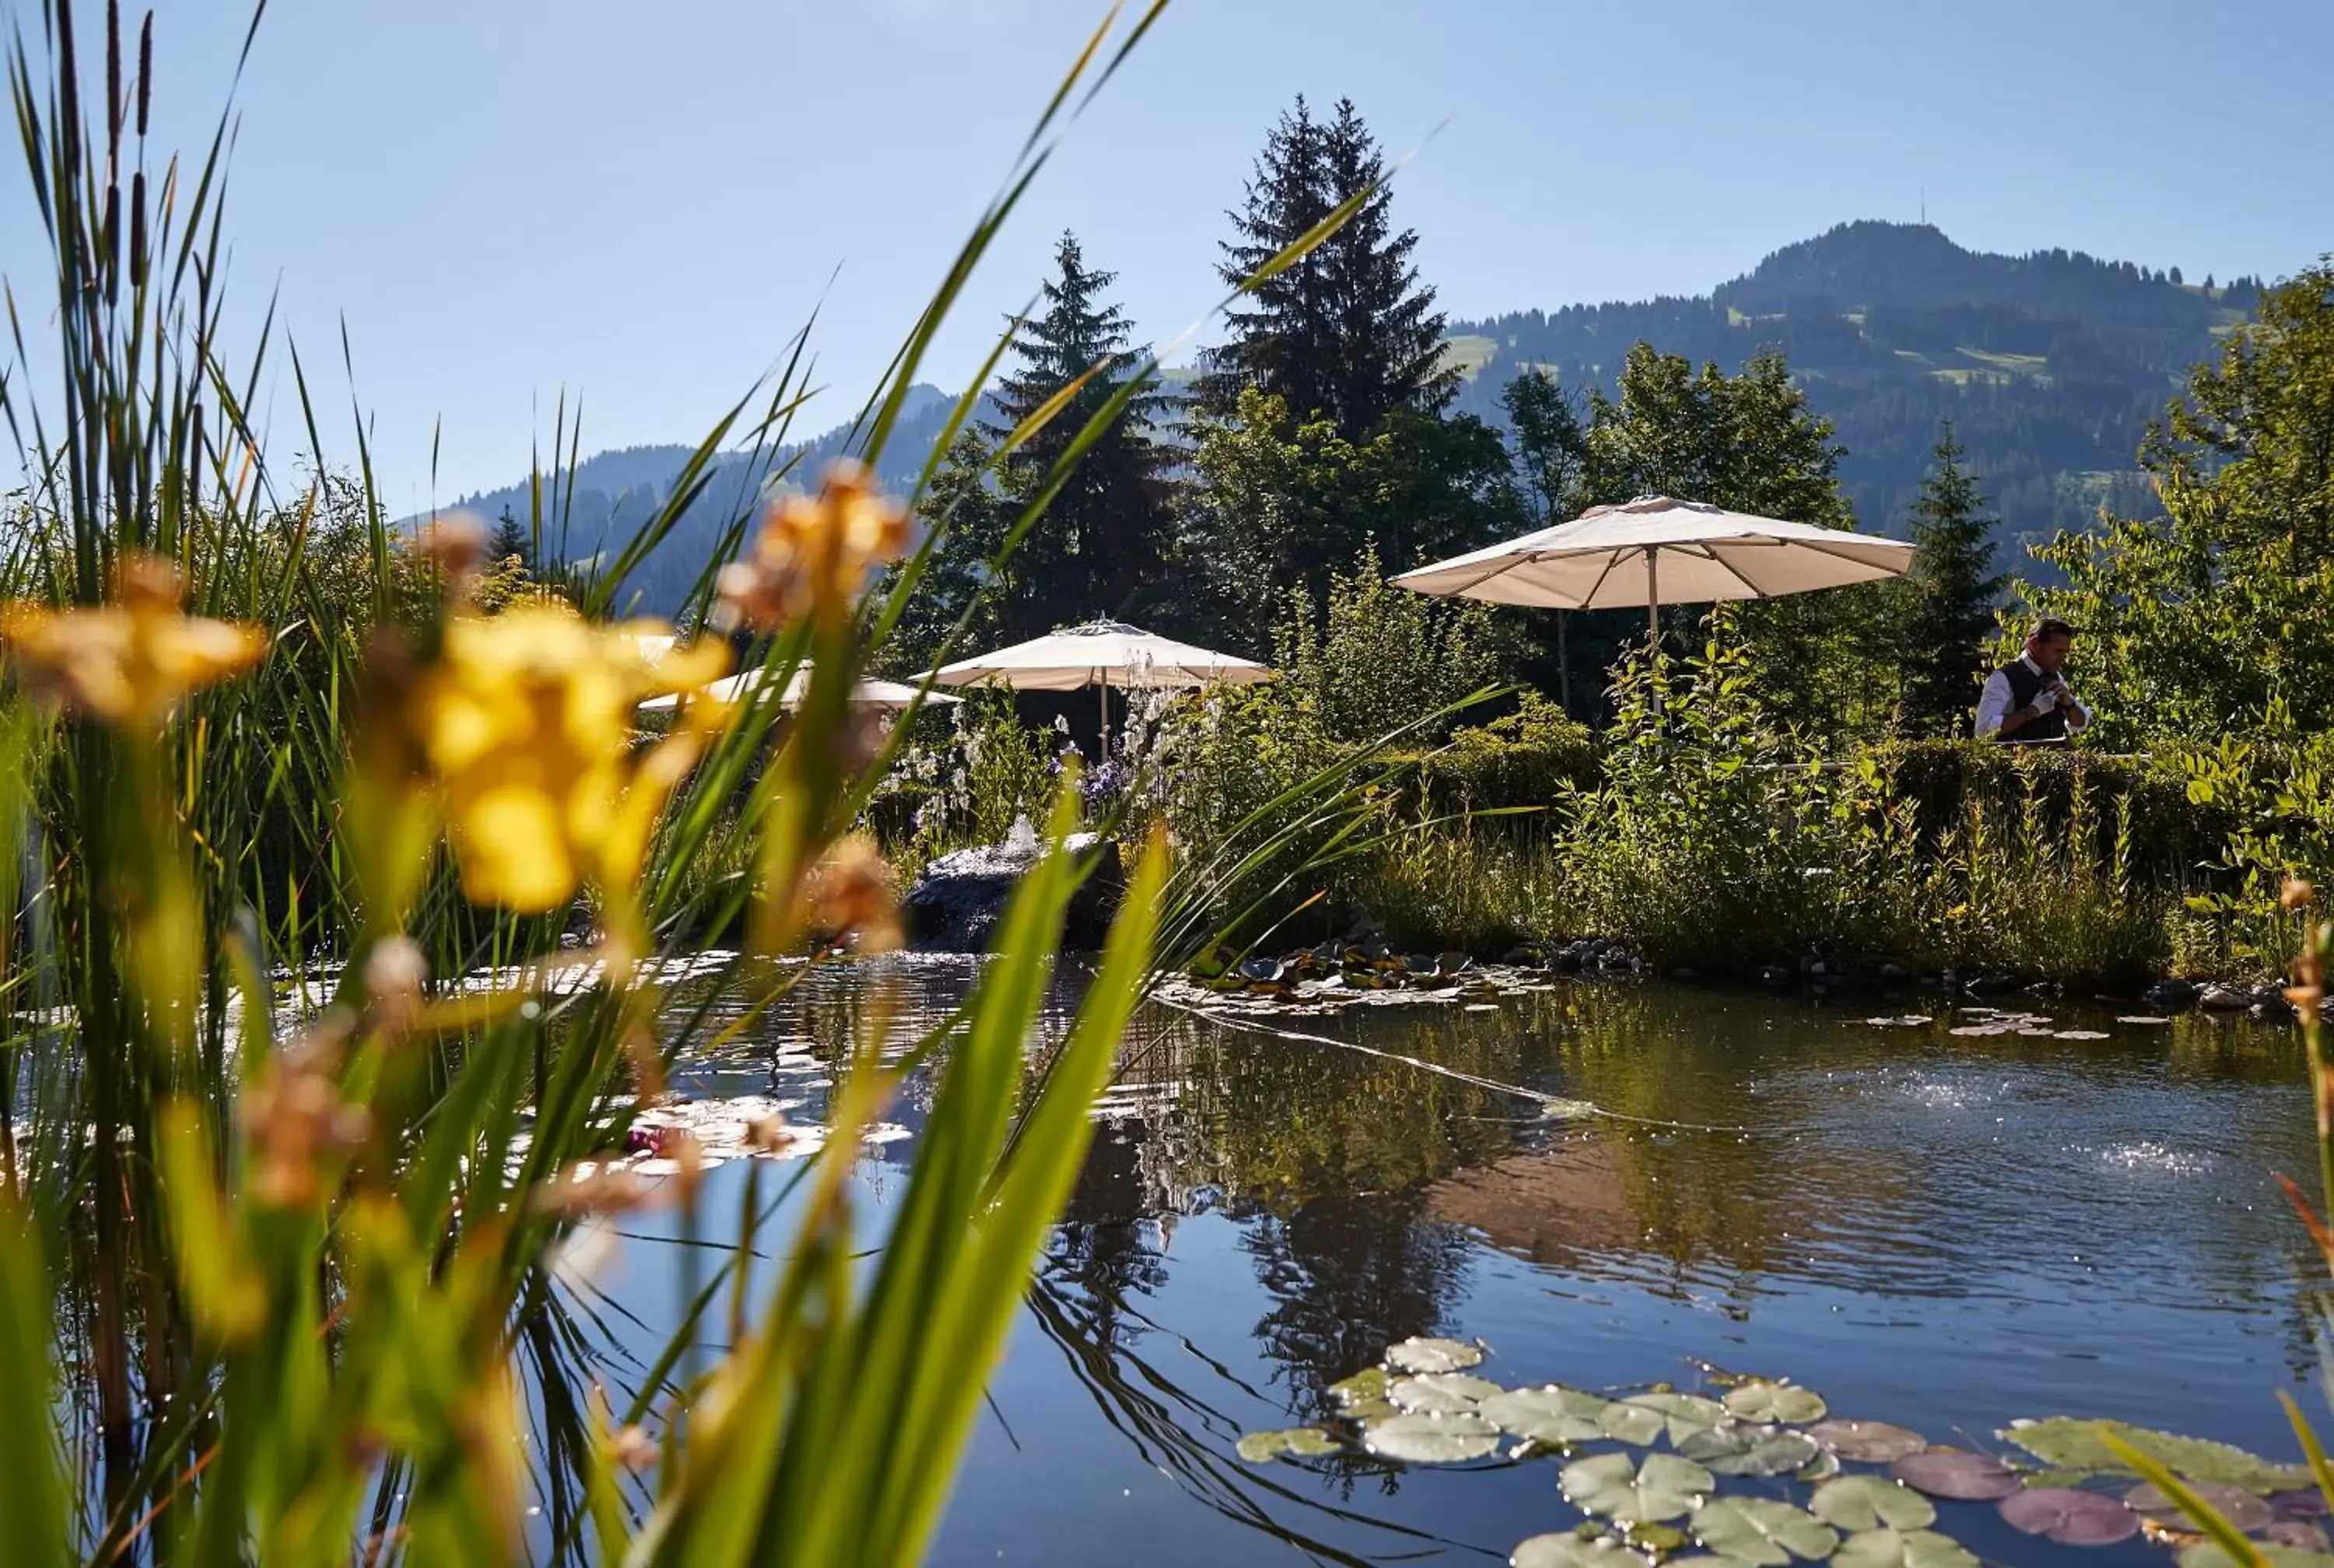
(1198, 96, 1454, 441)
(1894, 423, 2003, 735)
(489, 504, 531, 569)
(976, 231, 1177, 638)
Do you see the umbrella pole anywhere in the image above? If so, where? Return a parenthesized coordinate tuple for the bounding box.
(1646, 546, 1663, 716)
(1098, 680, 1108, 755)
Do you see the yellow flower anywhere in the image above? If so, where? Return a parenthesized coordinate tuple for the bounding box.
(790, 834, 902, 954)
(0, 554, 267, 727)
(410, 604, 729, 912)
(716, 460, 910, 630)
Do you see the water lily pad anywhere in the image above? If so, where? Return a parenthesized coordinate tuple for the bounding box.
(1831, 1528, 1978, 1568)
(1725, 1383, 1829, 1425)
(1328, 1367, 1389, 1406)
(1390, 1372, 1503, 1415)
(1236, 1426, 1341, 1464)
(2268, 1523, 2334, 1552)
(2127, 1479, 2274, 1531)
(1561, 1452, 1717, 1524)
(1384, 1336, 1485, 1374)
(1888, 1449, 2021, 1500)
(1680, 1423, 1825, 1477)
(1628, 1522, 1691, 1555)
(2118, 1016, 2173, 1025)
(1633, 1391, 1733, 1444)
(1362, 1411, 1500, 1464)
(1340, 1398, 1397, 1422)
(1998, 1487, 2140, 1545)
(1808, 1420, 1928, 1464)
(2000, 1418, 2311, 1493)
(2276, 1490, 2332, 1519)
(1599, 1400, 1670, 1447)
(1512, 1533, 1655, 1568)
(2054, 1030, 2112, 1041)
(1481, 1386, 1613, 1447)
(1690, 1497, 1841, 1564)
(2176, 1545, 2334, 1568)
(1800, 1447, 1844, 1482)
(1811, 1477, 1936, 1532)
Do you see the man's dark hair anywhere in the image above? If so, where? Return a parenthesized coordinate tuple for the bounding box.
(2030, 617, 2076, 644)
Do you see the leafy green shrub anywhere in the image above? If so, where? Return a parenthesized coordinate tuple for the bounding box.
(1411, 691, 1598, 814)
(1272, 542, 1507, 745)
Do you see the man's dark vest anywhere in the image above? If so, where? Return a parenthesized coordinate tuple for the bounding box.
(1995, 659, 2066, 744)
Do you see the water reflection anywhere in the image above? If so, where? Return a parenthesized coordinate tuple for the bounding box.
(630, 956, 2319, 1564)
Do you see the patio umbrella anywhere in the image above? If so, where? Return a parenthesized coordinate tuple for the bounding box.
(921, 619, 1273, 737)
(636, 666, 958, 713)
(1390, 495, 1918, 646)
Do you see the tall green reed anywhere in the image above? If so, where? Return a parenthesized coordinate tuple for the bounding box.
(0, 0, 1389, 1562)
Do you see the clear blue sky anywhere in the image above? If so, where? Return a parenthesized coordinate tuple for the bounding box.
(5, 0, 2329, 510)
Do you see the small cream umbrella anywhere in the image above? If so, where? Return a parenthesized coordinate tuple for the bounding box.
(1390, 495, 1919, 646)
(636, 666, 958, 714)
(920, 619, 1273, 738)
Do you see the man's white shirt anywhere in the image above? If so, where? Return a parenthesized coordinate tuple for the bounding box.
(1974, 654, 2091, 739)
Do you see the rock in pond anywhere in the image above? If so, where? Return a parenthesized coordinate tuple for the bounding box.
(2197, 982, 2253, 1012)
(901, 830, 1123, 952)
(2143, 978, 2199, 1010)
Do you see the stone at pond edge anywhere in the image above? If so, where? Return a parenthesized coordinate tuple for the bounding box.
(1810, 1477, 1936, 1533)
(1997, 1487, 2141, 1545)
(1689, 1496, 1841, 1564)
(1831, 1528, 1979, 1568)
(1724, 1382, 1829, 1425)
(1807, 1420, 1929, 1465)
(1362, 1411, 1500, 1464)
(902, 831, 1123, 951)
(1235, 1426, 1340, 1464)
(1887, 1449, 2022, 1500)
(1561, 1452, 1716, 1524)
(1383, 1335, 1485, 1374)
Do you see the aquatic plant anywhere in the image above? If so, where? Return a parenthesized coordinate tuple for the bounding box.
(0, 0, 1386, 1560)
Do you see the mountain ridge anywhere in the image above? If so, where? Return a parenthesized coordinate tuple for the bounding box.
(446, 221, 2266, 614)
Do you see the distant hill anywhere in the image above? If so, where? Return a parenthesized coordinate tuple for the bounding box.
(444, 222, 2264, 613)
(435, 383, 965, 616)
(1446, 221, 2262, 556)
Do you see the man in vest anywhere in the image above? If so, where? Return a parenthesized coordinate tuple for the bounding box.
(1975, 617, 2091, 744)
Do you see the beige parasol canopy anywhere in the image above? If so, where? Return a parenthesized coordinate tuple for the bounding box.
(1390, 495, 1919, 643)
(920, 619, 1273, 737)
(636, 666, 957, 713)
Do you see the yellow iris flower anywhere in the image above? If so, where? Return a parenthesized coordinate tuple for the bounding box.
(412, 604, 729, 912)
(716, 460, 910, 630)
(0, 554, 268, 727)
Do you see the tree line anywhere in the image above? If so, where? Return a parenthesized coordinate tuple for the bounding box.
(888, 94, 2304, 747)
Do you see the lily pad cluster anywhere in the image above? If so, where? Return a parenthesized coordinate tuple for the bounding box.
(1235, 1341, 2329, 1568)
(1942, 1007, 2111, 1041)
(1165, 954, 1565, 1020)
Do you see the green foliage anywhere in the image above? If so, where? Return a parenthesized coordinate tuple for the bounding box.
(2019, 263, 2334, 747)
(1176, 390, 1524, 648)
(1197, 96, 1456, 439)
(1272, 542, 1507, 745)
(980, 231, 1180, 635)
(1575, 345, 1887, 737)
(1414, 691, 1599, 813)
(1891, 425, 2005, 736)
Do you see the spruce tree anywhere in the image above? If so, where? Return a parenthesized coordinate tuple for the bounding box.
(1895, 422, 2003, 735)
(1198, 96, 1454, 442)
(489, 504, 531, 569)
(1502, 369, 1589, 713)
(977, 231, 1177, 638)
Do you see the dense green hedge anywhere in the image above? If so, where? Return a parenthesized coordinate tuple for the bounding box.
(1876, 740, 2220, 882)
(1402, 692, 1599, 817)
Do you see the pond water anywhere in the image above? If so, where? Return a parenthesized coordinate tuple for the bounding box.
(590, 958, 2320, 1566)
